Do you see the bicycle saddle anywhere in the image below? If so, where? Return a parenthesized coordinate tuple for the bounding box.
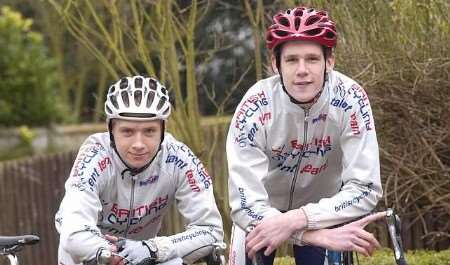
(0, 235, 40, 248)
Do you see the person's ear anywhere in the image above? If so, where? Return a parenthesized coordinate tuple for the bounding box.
(271, 54, 279, 74)
(326, 53, 335, 73)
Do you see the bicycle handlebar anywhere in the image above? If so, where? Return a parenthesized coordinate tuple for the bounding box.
(0, 235, 40, 256)
(0, 234, 40, 265)
(92, 241, 226, 265)
(0, 235, 40, 250)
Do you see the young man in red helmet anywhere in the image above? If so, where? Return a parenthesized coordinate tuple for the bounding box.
(227, 6, 383, 265)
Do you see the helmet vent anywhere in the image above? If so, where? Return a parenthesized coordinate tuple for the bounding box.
(119, 78, 128, 89)
(162, 106, 170, 116)
(275, 30, 289, 37)
(325, 31, 335, 39)
(109, 95, 119, 109)
(134, 90, 142, 107)
(109, 85, 115, 94)
(279, 17, 290, 27)
(305, 28, 322, 36)
(294, 17, 301, 30)
(157, 97, 167, 111)
(121, 91, 130, 107)
(293, 9, 303, 17)
(105, 105, 113, 114)
(135, 77, 143, 88)
(120, 113, 156, 118)
(149, 79, 157, 90)
(161, 86, 167, 95)
(146, 91, 155, 107)
(306, 15, 320, 26)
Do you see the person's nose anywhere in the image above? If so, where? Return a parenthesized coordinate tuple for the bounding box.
(132, 133, 145, 151)
(296, 59, 308, 76)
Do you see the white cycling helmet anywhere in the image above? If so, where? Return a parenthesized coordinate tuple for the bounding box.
(105, 75, 171, 122)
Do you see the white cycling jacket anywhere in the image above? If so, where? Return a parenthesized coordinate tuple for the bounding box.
(227, 71, 383, 233)
(55, 132, 223, 265)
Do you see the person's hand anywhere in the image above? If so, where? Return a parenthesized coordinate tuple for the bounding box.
(117, 239, 154, 265)
(103, 235, 126, 265)
(246, 209, 307, 259)
(302, 211, 386, 257)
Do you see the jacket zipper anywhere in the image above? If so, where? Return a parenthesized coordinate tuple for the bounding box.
(288, 108, 309, 210)
(124, 178, 136, 237)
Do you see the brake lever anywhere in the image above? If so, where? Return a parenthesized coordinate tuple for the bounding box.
(386, 208, 408, 265)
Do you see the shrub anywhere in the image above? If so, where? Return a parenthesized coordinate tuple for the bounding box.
(0, 6, 67, 126)
(272, 248, 450, 265)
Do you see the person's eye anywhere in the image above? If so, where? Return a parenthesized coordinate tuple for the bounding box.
(307, 56, 320, 62)
(121, 129, 133, 136)
(286, 57, 297, 62)
(144, 129, 156, 135)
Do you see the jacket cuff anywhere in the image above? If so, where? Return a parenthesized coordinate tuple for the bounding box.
(290, 229, 306, 246)
(301, 206, 319, 229)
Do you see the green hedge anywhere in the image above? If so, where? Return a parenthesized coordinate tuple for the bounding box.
(273, 248, 450, 265)
(0, 6, 67, 126)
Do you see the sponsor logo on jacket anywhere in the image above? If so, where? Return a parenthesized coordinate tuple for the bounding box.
(171, 230, 213, 243)
(185, 169, 201, 192)
(139, 175, 159, 186)
(331, 97, 352, 112)
(166, 155, 188, 169)
(334, 183, 374, 212)
(106, 195, 169, 225)
(312, 114, 327, 124)
(272, 136, 333, 164)
(71, 143, 106, 178)
(234, 91, 268, 131)
(300, 160, 328, 175)
(349, 84, 372, 131)
(350, 112, 360, 135)
(238, 187, 263, 220)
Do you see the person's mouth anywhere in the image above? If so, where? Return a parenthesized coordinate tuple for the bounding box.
(294, 81, 312, 86)
(130, 153, 148, 158)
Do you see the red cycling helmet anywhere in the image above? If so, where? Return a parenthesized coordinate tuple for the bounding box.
(266, 6, 337, 50)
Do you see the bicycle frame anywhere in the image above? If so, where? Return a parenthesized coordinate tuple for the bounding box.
(0, 235, 40, 265)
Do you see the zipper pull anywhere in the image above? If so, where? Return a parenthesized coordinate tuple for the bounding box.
(304, 109, 310, 122)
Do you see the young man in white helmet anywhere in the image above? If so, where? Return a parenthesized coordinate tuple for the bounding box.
(55, 76, 224, 265)
(227, 6, 383, 265)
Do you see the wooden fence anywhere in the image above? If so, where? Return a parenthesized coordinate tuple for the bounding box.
(0, 151, 75, 265)
(0, 129, 449, 265)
